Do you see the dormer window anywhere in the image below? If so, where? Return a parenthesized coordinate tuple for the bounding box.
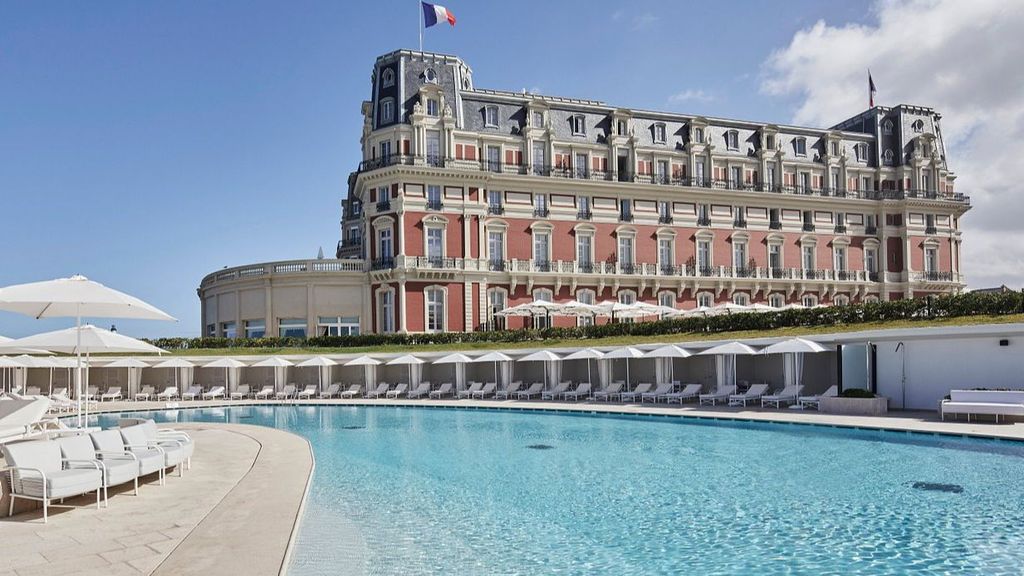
(381, 68, 395, 88)
(882, 119, 894, 135)
(725, 130, 739, 151)
(912, 119, 924, 133)
(380, 98, 395, 124)
(693, 127, 704, 143)
(532, 111, 544, 128)
(653, 123, 666, 144)
(484, 105, 499, 128)
(570, 114, 586, 136)
(830, 141, 839, 156)
(794, 137, 807, 157)
(765, 134, 776, 150)
(617, 120, 628, 136)
(426, 98, 439, 117)
(855, 142, 869, 162)
(883, 149, 895, 165)
(424, 68, 438, 84)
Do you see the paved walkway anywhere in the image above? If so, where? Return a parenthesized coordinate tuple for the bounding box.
(0, 423, 313, 576)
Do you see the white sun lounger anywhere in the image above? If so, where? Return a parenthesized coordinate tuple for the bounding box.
(620, 383, 655, 403)
(699, 385, 737, 406)
(563, 383, 592, 401)
(230, 385, 251, 400)
(407, 382, 432, 399)
(296, 385, 319, 399)
(494, 381, 523, 400)
(729, 383, 770, 407)
(254, 386, 275, 400)
(117, 418, 194, 470)
(58, 433, 140, 506)
(428, 383, 453, 398)
(541, 381, 572, 400)
(591, 381, 625, 402)
(156, 386, 179, 401)
(339, 384, 363, 398)
(457, 382, 483, 399)
(25, 386, 42, 396)
(3, 439, 103, 522)
(0, 398, 55, 443)
(386, 383, 409, 398)
(663, 383, 703, 404)
(798, 385, 838, 410)
(761, 385, 804, 408)
(319, 384, 341, 398)
(91, 429, 166, 486)
(366, 383, 390, 398)
(49, 387, 68, 400)
(135, 386, 155, 401)
(83, 386, 99, 401)
(181, 386, 203, 401)
(202, 386, 226, 400)
(100, 387, 122, 402)
(641, 383, 674, 403)
(516, 382, 544, 400)
(472, 382, 497, 399)
(275, 385, 297, 400)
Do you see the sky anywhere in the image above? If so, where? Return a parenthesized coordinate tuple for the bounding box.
(1, 0, 1021, 338)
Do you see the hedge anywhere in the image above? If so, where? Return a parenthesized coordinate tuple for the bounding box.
(148, 290, 1024, 351)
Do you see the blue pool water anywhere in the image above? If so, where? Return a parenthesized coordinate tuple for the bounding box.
(96, 406, 1024, 575)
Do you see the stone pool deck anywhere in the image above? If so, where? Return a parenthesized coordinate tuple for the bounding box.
(3, 398, 1022, 576)
(0, 423, 313, 576)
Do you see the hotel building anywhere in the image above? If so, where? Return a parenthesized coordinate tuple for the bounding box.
(198, 50, 969, 338)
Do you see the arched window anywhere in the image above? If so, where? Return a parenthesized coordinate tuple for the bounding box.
(882, 119, 894, 135)
(882, 149, 894, 165)
(696, 292, 714, 308)
(658, 291, 675, 309)
(577, 289, 596, 326)
(486, 287, 508, 331)
(802, 294, 819, 307)
(912, 119, 924, 133)
(381, 68, 395, 88)
(732, 292, 750, 305)
(832, 294, 850, 306)
(768, 293, 785, 308)
(533, 288, 554, 329)
(617, 290, 637, 305)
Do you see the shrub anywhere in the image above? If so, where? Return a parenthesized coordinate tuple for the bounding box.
(147, 291, 1023, 351)
(840, 388, 876, 399)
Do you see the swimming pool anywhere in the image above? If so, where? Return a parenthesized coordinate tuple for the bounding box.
(96, 406, 1024, 575)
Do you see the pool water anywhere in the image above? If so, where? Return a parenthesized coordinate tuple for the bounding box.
(96, 407, 1024, 575)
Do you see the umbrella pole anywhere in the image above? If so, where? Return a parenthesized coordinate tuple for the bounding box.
(76, 311, 83, 427)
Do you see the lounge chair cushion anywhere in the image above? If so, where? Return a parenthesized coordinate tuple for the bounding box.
(136, 420, 195, 460)
(19, 467, 103, 499)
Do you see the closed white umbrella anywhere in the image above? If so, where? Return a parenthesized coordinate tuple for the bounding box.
(296, 356, 337, 394)
(644, 345, 693, 382)
(386, 354, 425, 387)
(251, 357, 293, 392)
(563, 348, 605, 387)
(203, 358, 248, 395)
(473, 351, 513, 389)
(345, 355, 381, 389)
(699, 342, 760, 389)
(604, 347, 645, 391)
(518, 350, 562, 390)
(0, 275, 174, 426)
(760, 338, 832, 388)
(105, 358, 150, 400)
(433, 353, 474, 391)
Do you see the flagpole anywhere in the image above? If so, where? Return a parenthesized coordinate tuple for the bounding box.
(418, 1, 423, 52)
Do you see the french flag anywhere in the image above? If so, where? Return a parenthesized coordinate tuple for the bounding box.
(422, 2, 456, 27)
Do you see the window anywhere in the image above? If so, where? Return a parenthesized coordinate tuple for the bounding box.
(765, 134, 776, 149)
(577, 289, 596, 326)
(534, 193, 548, 217)
(830, 141, 839, 156)
(278, 318, 307, 338)
(693, 127, 704, 143)
(768, 293, 785, 308)
(244, 319, 265, 338)
(921, 170, 931, 192)
(766, 166, 776, 188)
(484, 105, 499, 128)
(425, 288, 445, 332)
(834, 246, 847, 271)
(835, 212, 846, 230)
(576, 152, 589, 178)
(802, 294, 818, 307)
(658, 238, 673, 269)
(617, 290, 636, 305)
(865, 248, 877, 273)
(725, 130, 739, 150)
(617, 120, 628, 135)
(883, 149, 894, 165)
(488, 230, 505, 266)
(426, 227, 443, 261)
(380, 98, 394, 123)
(487, 289, 507, 330)
(533, 289, 553, 328)
(654, 123, 666, 143)
(532, 111, 544, 127)
(864, 295, 880, 304)
(697, 203, 710, 225)
(831, 170, 840, 191)
(379, 290, 395, 333)
(425, 130, 441, 165)
(659, 292, 675, 309)
(220, 321, 237, 339)
(733, 293, 750, 305)
(769, 244, 782, 270)
(318, 316, 360, 336)
(658, 200, 671, 222)
(697, 292, 713, 308)
(800, 172, 812, 192)
(487, 190, 502, 212)
(570, 114, 586, 136)
(485, 145, 501, 172)
(912, 119, 924, 133)
(426, 184, 442, 209)
(794, 137, 807, 156)
(381, 68, 395, 88)
(882, 119, 893, 135)
(532, 141, 546, 173)
(925, 214, 936, 232)
(578, 196, 591, 218)
(424, 68, 437, 83)
(576, 233, 593, 269)
(379, 140, 392, 161)
(694, 159, 706, 184)
(426, 98, 439, 117)
(533, 231, 550, 266)
(618, 235, 634, 267)
(656, 160, 668, 183)
(378, 228, 393, 260)
(802, 245, 816, 270)
(697, 240, 712, 270)
(924, 247, 938, 272)
(769, 208, 781, 229)
(833, 295, 850, 306)
(733, 241, 748, 270)
(619, 199, 632, 221)
(855, 142, 869, 162)
(802, 209, 814, 231)
(729, 166, 742, 189)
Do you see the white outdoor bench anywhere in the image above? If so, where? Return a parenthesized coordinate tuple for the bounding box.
(941, 390, 1024, 423)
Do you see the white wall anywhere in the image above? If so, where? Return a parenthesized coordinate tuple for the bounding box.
(875, 336, 1024, 410)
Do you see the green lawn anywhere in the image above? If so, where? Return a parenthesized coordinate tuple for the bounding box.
(162, 313, 1024, 356)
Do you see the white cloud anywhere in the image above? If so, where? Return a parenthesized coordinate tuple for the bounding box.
(762, 0, 1024, 289)
(669, 89, 714, 104)
(631, 13, 658, 31)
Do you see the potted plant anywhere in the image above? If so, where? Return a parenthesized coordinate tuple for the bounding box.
(819, 388, 889, 416)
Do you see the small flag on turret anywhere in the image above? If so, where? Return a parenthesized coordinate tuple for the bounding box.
(422, 2, 456, 27)
(869, 71, 877, 107)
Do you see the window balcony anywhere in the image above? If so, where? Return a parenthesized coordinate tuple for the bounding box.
(658, 214, 673, 224)
(925, 226, 937, 235)
(577, 210, 592, 220)
(533, 260, 552, 272)
(619, 263, 637, 274)
(426, 199, 444, 211)
(836, 270, 856, 281)
(918, 270, 954, 282)
(660, 264, 680, 276)
(577, 261, 595, 273)
(419, 256, 455, 269)
(696, 216, 712, 227)
(769, 221, 783, 230)
(619, 213, 634, 223)
(487, 204, 504, 215)
(425, 155, 444, 168)
(834, 225, 847, 233)
(802, 223, 816, 232)
(375, 200, 392, 212)
(488, 259, 507, 272)
(483, 160, 503, 173)
(865, 225, 877, 235)
(533, 208, 550, 218)
(733, 219, 748, 229)
(370, 258, 394, 270)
